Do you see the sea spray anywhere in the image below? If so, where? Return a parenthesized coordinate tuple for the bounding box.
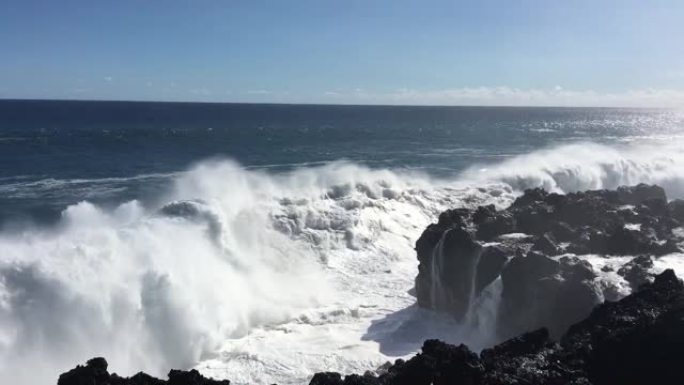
(3, 140, 684, 384)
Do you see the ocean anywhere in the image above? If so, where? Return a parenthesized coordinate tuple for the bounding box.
(1, 100, 684, 384)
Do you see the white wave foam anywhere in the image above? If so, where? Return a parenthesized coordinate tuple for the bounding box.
(2, 139, 684, 384)
(0, 172, 178, 199)
(460, 140, 684, 197)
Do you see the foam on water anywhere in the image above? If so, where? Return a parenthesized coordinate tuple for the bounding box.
(1, 140, 684, 384)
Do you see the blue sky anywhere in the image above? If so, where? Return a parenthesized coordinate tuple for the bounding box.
(2, 0, 684, 106)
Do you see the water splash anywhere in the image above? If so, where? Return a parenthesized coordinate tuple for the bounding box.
(2, 139, 684, 383)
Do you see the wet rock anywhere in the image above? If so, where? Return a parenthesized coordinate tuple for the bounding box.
(499, 253, 600, 339)
(58, 357, 111, 385)
(512, 205, 552, 235)
(480, 328, 570, 385)
(549, 221, 577, 242)
(667, 199, 684, 222)
(382, 340, 483, 385)
(616, 183, 667, 205)
(559, 256, 596, 282)
(433, 228, 483, 319)
(531, 233, 559, 255)
(474, 205, 516, 240)
(474, 246, 508, 294)
(416, 184, 684, 339)
(618, 255, 654, 290)
(58, 358, 230, 385)
(657, 238, 682, 255)
(342, 373, 379, 385)
(603, 226, 655, 255)
(168, 369, 231, 385)
(563, 269, 684, 385)
(310, 372, 343, 385)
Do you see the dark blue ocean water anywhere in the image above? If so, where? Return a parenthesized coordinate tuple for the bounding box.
(1, 99, 682, 224)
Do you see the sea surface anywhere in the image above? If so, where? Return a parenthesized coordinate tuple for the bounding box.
(1, 100, 684, 384)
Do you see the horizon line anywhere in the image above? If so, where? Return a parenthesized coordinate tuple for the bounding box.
(0, 97, 675, 110)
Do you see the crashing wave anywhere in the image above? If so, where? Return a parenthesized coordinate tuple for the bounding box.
(1, 140, 684, 384)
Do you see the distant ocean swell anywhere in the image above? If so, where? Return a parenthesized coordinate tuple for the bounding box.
(2, 139, 684, 384)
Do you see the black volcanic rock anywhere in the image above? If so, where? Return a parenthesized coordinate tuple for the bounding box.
(499, 252, 601, 339)
(474, 205, 516, 240)
(617, 255, 654, 290)
(414, 184, 684, 339)
(415, 226, 483, 319)
(310, 372, 343, 385)
(562, 269, 684, 385)
(531, 232, 559, 255)
(380, 340, 484, 385)
(668, 199, 684, 221)
(603, 226, 655, 255)
(58, 358, 230, 385)
(58, 357, 111, 385)
(616, 183, 667, 205)
(474, 246, 508, 294)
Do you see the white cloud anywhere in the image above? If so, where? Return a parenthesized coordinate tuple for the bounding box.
(247, 89, 273, 95)
(188, 87, 212, 96)
(321, 86, 684, 108)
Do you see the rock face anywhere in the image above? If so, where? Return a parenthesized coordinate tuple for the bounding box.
(57, 357, 230, 385)
(414, 183, 684, 339)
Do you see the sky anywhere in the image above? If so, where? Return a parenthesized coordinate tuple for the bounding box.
(2, 0, 684, 107)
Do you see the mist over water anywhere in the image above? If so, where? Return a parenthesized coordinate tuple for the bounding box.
(1, 102, 684, 384)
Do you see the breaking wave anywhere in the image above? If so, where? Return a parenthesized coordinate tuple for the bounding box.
(1, 139, 684, 384)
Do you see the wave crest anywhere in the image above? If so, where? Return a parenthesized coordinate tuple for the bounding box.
(2, 140, 684, 384)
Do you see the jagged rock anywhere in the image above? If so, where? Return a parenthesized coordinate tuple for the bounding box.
(562, 269, 684, 385)
(415, 184, 683, 339)
(616, 183, 667, 205)
(559, 256, 596, 282)
(474, 205, 516, 240)
(168, 369, 230, 385)
(658, 238, 682, 255)
(531, 232, 559, 255)
(512, 205, 553, 235)
(474, 246, 508, 294)
(668, 199, 684, 222)
(618, 255, 654, 290)
(499, 252, 601, 339)
(549, 221, 577, 242)
(310, 372, 343, 385)
(415, 226, 482, 319)
(510, 187, 548, 208)
(58, 357, 111, 385)
(342, 373, 379, 385)
(473, 204, 497, 225)
(603, 226, 655, 255)
(382, 340, 483, 385)
(480, 328, 573, 385)
(58, 357, 230, 385)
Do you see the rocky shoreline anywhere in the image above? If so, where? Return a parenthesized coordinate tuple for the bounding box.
(416, 183, 683, 340)
(58, 184, 684, 385)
